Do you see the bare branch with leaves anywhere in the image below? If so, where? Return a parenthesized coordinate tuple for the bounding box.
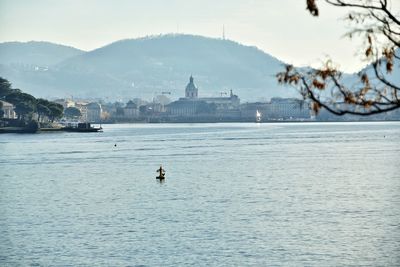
(279, 0, 400, 116)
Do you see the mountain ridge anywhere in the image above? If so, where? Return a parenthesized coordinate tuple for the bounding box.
(0, 35, 301, 100)
(0, 41, 85, 66)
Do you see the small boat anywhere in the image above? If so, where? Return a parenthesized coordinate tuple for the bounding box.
(256, 110, 262, 122)
(62, 122, 102, 132)
(156, 165, 166, 179)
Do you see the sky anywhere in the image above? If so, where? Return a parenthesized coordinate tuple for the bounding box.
(0, 0, 398, 72)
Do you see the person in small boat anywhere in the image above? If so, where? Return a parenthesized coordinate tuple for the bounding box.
(157, 165, 165, 178)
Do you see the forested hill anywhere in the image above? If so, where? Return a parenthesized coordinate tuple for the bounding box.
(0, 35, 297, 100)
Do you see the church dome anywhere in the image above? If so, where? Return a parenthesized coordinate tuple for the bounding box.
(185, 75, 198, 99)
(186, 75, 197, 91)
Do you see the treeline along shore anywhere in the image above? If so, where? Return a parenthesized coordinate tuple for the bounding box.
(0, 77, 64, 133)
(0, 77, 103, 133)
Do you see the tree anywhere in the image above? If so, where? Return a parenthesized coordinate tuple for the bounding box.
(5, 91, 37, 120)
(0, 77, 12, 99)
(36, 98, 52, 122)
(0, 77, 63, 124)
(14, 102, 36, 120)
(0, 101, 4, 118)
(47, 102, 64, 122)
(277, 0, 400, 116)
(64, 106, 82, 119)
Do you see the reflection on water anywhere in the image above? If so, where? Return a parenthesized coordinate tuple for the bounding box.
(0, 122, 400, 266)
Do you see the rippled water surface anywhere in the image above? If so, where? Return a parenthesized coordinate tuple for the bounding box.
(1, 122, 400, 266)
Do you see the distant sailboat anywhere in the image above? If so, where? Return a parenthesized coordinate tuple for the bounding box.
(256, 110, 262, 122)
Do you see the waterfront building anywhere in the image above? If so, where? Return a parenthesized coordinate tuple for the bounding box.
(139, 102, 167, 117)
(166, 75, 240, 118)
(240, 102, 269, 120)
(149, 103, 166, 114)
(240, 98, 311, 121)
(0, 100, 17, 119)
(74, 102, 88, 121)
(124, 100, 139, 118)
(265, 98, 310, 119)
(199, 90, 240, 108)
(167, 99, 212, 117)
(85, 102, 102, 122)
(200, 90, 241, 118)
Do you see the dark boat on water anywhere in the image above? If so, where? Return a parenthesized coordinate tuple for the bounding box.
(63, 122, 102, 132)
(156, 165, 166, 180)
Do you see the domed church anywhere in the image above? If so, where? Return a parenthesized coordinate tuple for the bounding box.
(185, 75, 198, 99)
(166, 75, 241, 118)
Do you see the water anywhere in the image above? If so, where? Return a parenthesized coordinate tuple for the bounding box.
(1, 122, 399, 266)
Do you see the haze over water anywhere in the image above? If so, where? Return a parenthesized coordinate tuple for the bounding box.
(1, 122, 399, 266)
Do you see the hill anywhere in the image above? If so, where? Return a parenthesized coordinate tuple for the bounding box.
(0, 41, 84, 66)
(0, 35, 297, 100)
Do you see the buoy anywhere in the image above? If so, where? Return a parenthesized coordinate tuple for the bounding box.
(156, 165, 166, 179)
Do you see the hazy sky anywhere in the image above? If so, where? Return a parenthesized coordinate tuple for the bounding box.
(0, 0, 398, 72)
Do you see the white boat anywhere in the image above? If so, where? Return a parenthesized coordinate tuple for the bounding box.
(256, 110, 262, 122)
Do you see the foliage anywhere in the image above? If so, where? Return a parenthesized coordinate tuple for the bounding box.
(5, 91, 37, 120)
(36, 98, 52, 122)
(0, 101, 3, 118)
(0, 76, 64, 122)
(277, 0, 400, 115)
(47, 102, 64, 122)
(0, 77, 12, 98)
(64, 106, 82, 119)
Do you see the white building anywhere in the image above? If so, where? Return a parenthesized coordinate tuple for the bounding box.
(85, 102, 102, 122)
(0, 100, 17, 119)
(265, 98, 310, 119)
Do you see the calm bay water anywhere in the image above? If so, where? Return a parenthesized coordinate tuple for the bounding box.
(1, 122, 399, 266)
